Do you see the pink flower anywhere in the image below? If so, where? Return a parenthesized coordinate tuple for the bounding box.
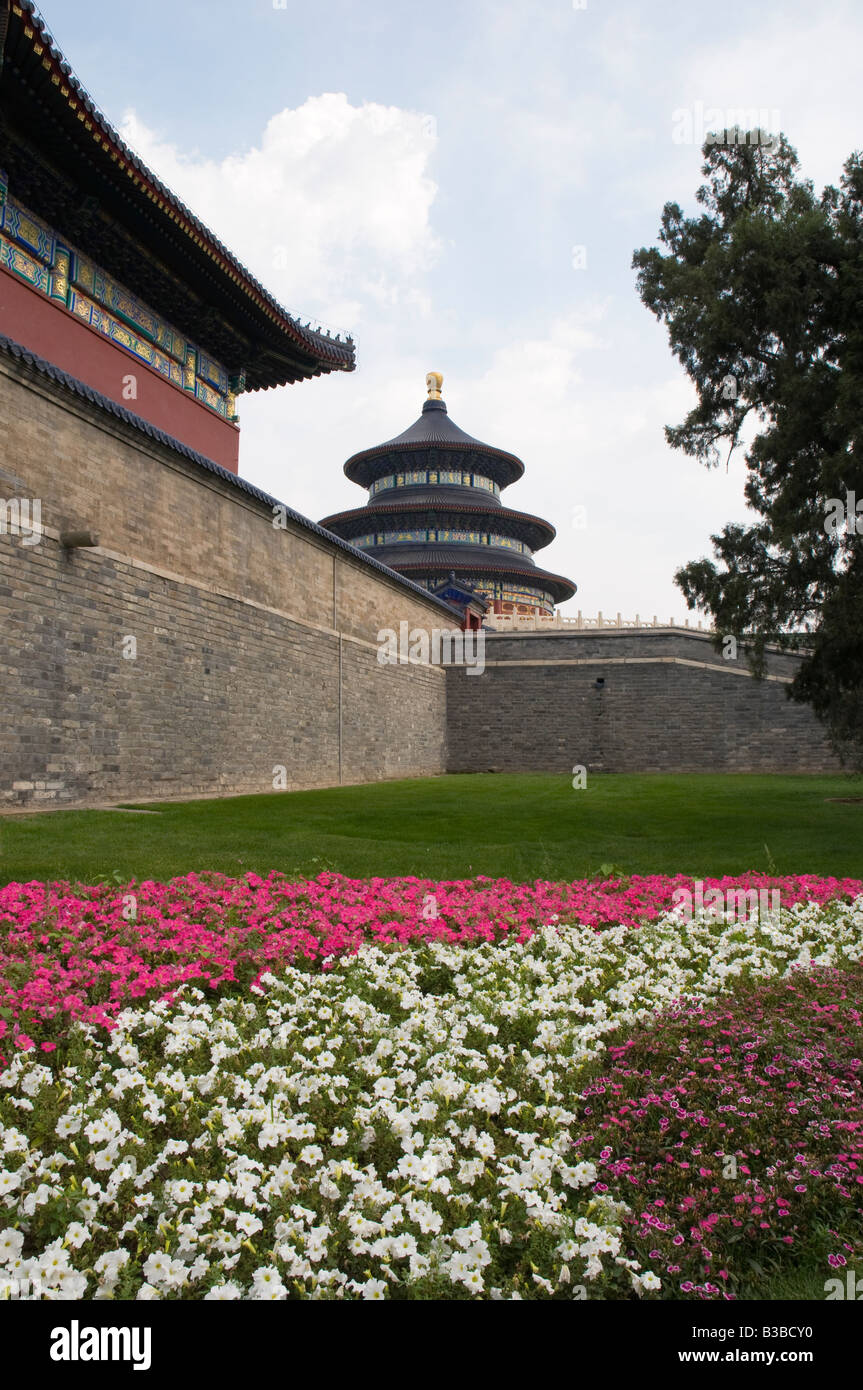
(0, 870, 860, 1059)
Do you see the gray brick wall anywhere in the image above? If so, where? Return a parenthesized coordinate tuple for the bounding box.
(0, 352, 841, 807)
(0, 358, 447, 807)
(446, 629, 840, 773)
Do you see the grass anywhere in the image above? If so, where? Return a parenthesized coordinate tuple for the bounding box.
(1, 772, 861, 886)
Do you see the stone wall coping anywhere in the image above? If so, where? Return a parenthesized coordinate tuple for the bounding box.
(483, 626, 809, 659)
(478, 655, 791, 682)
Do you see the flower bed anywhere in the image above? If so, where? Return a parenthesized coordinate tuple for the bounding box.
(573, 965, 863, 1299)
(1, 872, 859, 1055)
(1, 892, 862, 1300)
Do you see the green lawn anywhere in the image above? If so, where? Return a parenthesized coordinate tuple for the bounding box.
(1, 772, 861, 885)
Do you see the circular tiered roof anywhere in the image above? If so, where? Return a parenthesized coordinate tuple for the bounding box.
(321, 377, 576, 612)
(343, 399, 525, 489)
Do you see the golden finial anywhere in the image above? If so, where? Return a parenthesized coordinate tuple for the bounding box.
(426, 371, 443, 400)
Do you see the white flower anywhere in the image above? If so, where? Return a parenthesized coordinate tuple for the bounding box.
(447, 1252, 474, 1282)
(165, 1259, 189, 1288)
(0, 893, 858, 1303)
(358, 1278, 387, 1300)
(95, 1249, 129, 1278)
(142, 1253, 172, 1286)
(390, 1233, 418, 1259)
(20, 1066, 52, 1098)
(204, 1281, 243, 1300)
(63, 1222, 89, 1250)
(474, 1133, 495, 1159)
(251, 1266, 286, 1299)
(0, 1229, 24, 1264)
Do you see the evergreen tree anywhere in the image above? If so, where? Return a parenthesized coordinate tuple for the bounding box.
(633, 129, 863, 767)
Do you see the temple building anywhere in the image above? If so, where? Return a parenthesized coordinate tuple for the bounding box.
(0, 0, 354, 472)
(0, 1, 840, 810)
(320, 373, 576, 616)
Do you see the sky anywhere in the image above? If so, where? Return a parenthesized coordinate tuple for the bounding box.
(39, 0, 863, 620)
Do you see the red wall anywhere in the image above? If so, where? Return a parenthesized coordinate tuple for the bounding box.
(0, 266, 240, 473)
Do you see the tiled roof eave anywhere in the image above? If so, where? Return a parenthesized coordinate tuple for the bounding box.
(345, 437, 524, 473)
(320, 499, 557, 545)
(2, 1, 355, 377)
(367, 550, 577, 601)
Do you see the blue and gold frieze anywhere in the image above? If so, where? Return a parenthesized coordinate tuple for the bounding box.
(68, 288, 184, 387)
(70, 256, 191, 369)
(0, 231, 51, 293)
(195, 379, 228, 417)
(369, 475, 396, 495)
(369, 469, 500, 498)
(496, 584, 553, 609)
(154, 320, 188, 361)
(351, 527, 530, 555)
(70, 252, 96, 296)
(1, 183, 235, 420)
(0, 197, 55, 265)
(71, 287, 102, 325)
(102, 278, 161, 344)
(49, 244, 72, 305)
(492, 534, 529, 552)
(197, 352, 228, 395)
(415, 576, 554, 613)
(71, 254, 162, 346)
(445, 529, 483, 545)
(182, 346, 197, 392)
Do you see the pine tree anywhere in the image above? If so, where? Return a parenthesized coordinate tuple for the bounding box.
(634, 130, 863, 767)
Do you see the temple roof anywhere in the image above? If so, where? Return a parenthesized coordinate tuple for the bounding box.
(344, 398, 525, 488)
(376, 400, 506, 452)
(429, 573, 489, 613)
(327, 374, 577, 608)
(0, 0, 355, 388)
(320, 498, 557, 552)
(381, 549, 576, 605)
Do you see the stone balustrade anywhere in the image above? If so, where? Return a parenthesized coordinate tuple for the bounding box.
(484, 609, 714, 633)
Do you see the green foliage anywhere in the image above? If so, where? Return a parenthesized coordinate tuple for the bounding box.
(633, 134, 863, 766)
(593, 862, 631, 885)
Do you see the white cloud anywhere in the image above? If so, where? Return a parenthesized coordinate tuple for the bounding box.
(668, 2, 863, 191)
(119, 93, 441, 333)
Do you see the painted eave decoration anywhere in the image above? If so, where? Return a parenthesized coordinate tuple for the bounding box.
(0, 0, 356, 389)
